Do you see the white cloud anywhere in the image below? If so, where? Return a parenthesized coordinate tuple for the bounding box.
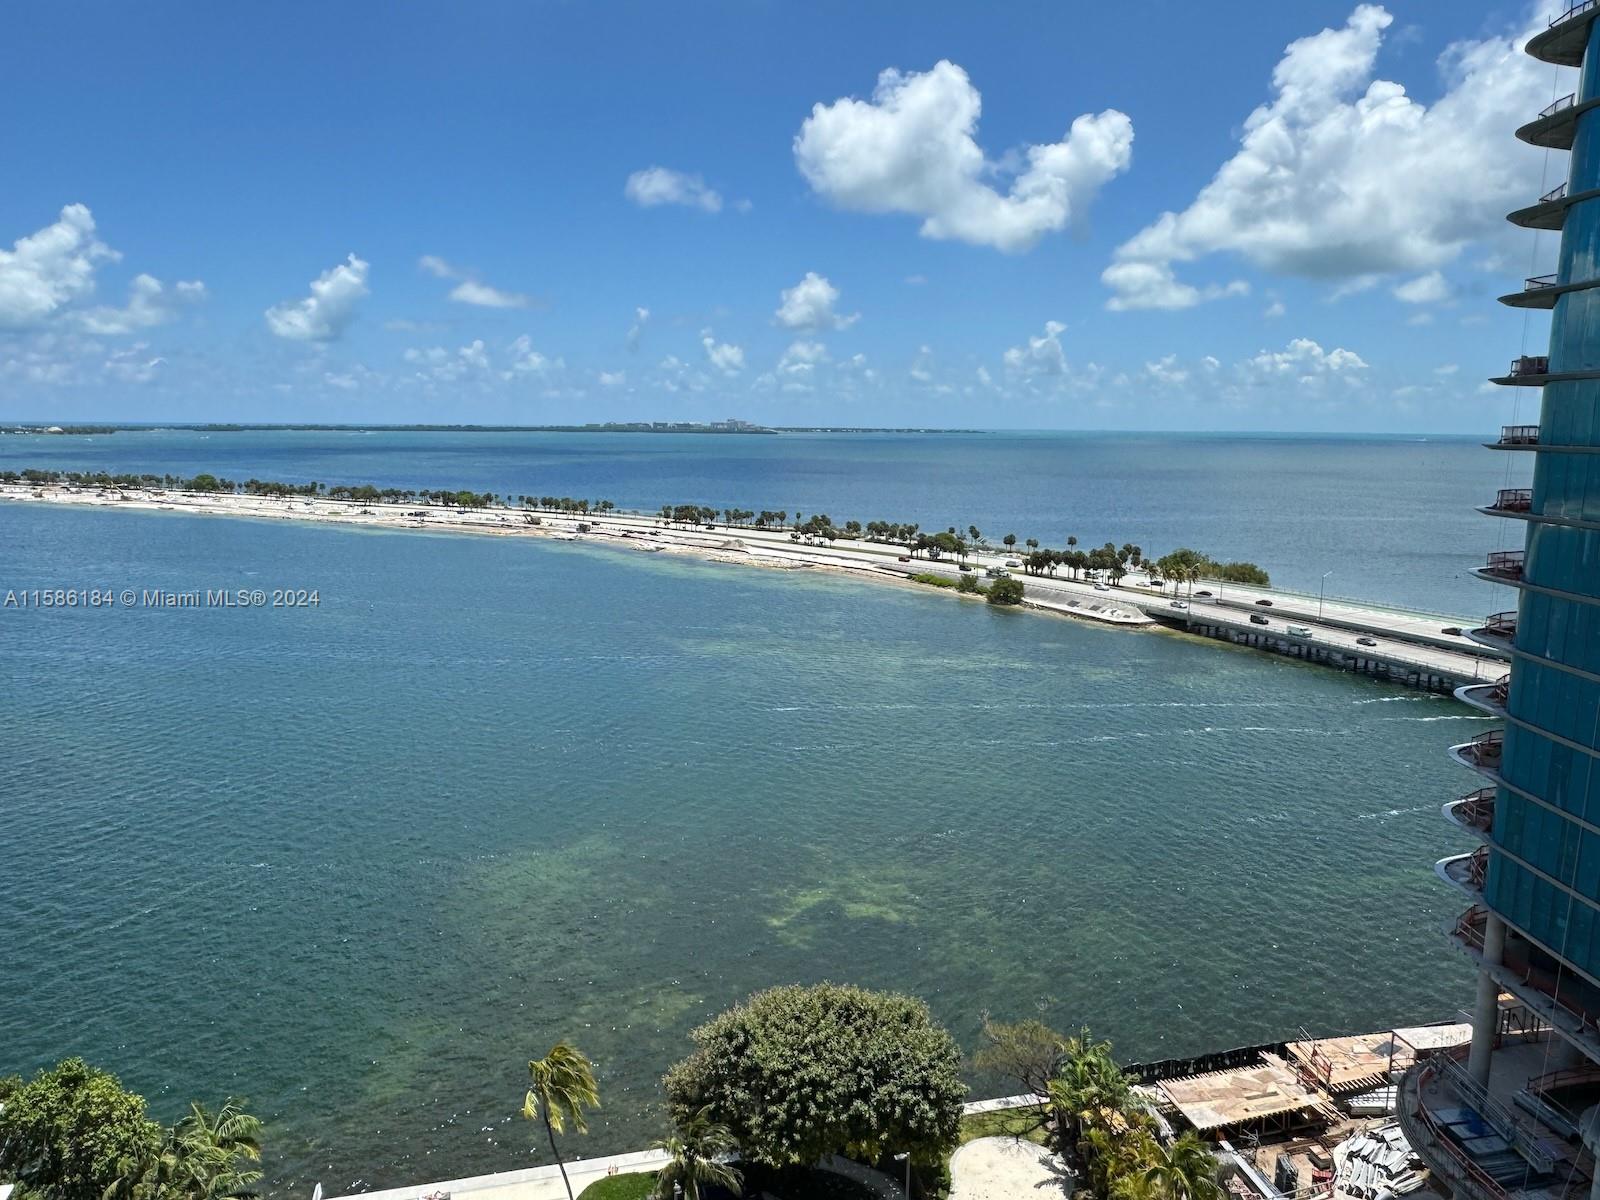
(1103, 5, 1549, 309)
(77, 273, 205, 335)
(1263, 300, 1286, 319)
(103, 342, 164, 384)
(418, 256, 529, 308)
(1003, 320, 1067, 377)
(449, 280, 529, 308)
(266, 254, 370, 341)
(795, 61, 1133, 253)
(1145, 354, 1189, 386)
(0, 204, 119, 329)
(505, 334, 561, 377)
(1434, 362, 1460, 376)
(1241, 337, 1368, 386)
(1393, 270, 1450, 304)
(627, 306, 650, 352)
(775, 272, 859, 331)
(598, 370, 627, 387)
(624, 167, 723, 213)
(701, 330, 744, 374)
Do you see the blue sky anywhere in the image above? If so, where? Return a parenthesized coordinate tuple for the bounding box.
(0, 0, 1570, 431)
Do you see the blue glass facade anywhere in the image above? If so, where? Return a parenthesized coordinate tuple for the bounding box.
(1477, 12, 1600, 991)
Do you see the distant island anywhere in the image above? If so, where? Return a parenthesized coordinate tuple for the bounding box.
(0, 419, 779, 436)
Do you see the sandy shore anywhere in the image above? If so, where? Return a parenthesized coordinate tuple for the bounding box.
(0, 483, 1155, 629)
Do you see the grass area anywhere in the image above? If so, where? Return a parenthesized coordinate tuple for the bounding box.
(576, 1172, 658, 1200)
(908, 572, 960, 589)
(958, 1105, 1051, 1145)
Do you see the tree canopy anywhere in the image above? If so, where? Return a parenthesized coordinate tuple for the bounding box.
(662, 982, 966, 1169)
(0, 1058, 163, 1200)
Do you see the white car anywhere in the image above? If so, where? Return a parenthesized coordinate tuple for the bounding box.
(1170, 600, 1189, 609)
(1093, 582, 1111, 592)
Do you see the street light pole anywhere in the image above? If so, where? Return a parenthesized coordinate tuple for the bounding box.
(1319, 570, 1333, 622)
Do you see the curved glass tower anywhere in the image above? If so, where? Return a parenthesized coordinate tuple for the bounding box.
(1403, 8, 1600, 1200)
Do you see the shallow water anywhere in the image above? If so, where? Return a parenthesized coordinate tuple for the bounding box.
(0, 503, 1477, 1192)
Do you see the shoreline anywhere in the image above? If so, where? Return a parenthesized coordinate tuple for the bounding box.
(0, 482, 1157, 630)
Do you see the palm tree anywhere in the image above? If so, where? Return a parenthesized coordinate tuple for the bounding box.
(171, 1101, 264, 1200)
(523, 1042, 601, 1200)
(1140, 1133, 1222, 1200)
(652, 1109, 742, 1200)
(110, 1101, 263, 1200)
(1048, 1030, 1143, 1154)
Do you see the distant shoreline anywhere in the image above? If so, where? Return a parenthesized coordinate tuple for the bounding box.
(0, 421, 984, 436)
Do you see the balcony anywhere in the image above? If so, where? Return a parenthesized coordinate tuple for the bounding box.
(1488, 488, 1534, 514)
(1450, 905, 1600, 1063)
(1517, 94, 1586, 150)
(1437, 846, 1490, 898)
(1493, 426, 1541, 449)
(1498, 274, 1561, 310)
(1479, 550, 1526, 582)
(1508, 183, 1570, 231)
(1468, 611, 1518, 652)
(1528, 0, 1600, 66)
(1444, 787, 1497, 838)
(1451, 729, 1505, 776)
(1458, 675, 1511, 718)
(1490, 357, 1551, 386)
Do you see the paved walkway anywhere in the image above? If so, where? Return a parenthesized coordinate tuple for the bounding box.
(949, 1138, 1072, 1200)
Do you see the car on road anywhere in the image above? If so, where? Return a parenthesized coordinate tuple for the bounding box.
(1196, 590, 1212, 597)
(1256, 599, 1273, 606)
(1250, 613, 1269, 625)
(1357, 636, 1378, 647)
(1005, 559, 1021, 567)
(897, 555, 911, 562)
(1148, 578, 1164, 587)
(1286, 625, 1313, 639)
(958, 564, 974, 572)
(1170, 600, 1189, 609)
(985, 566, 1011, 578)
(1093, 581, 1111, 591)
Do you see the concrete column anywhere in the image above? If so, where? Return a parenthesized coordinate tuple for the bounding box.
(1468, 914, 1508, 1087)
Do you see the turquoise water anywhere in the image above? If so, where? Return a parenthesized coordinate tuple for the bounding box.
(1, 503, 1479, 1193)
(0, 428, 1529, 615)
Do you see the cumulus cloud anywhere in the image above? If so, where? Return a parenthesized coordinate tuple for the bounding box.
(775, 272, 859, 331)
(1102, 5, 1550, 309)
(1241, 337, 1368, 386)
(701, 330, 744, 374)
(598, 370, 627, 387)
(77, 273, 206, 335)
(624, 167, 723, 213)
(266, 254, 370, 341)
(504, 334, 563, 378)
(103, 343, 165, 384)
(0, 204, 120, 329)
(418, 256, 529, 308)
(1003, 320, 1068, 377)
(795, 61, 1133, 253)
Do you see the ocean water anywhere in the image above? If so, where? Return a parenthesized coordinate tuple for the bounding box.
(1, 502, 1480, 1193)
(0, 428, 1531, 615)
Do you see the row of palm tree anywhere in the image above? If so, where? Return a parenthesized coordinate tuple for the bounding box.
(110, 1101, 265, 1200)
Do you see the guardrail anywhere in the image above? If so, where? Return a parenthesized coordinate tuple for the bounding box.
(1540, 93, 1577, 118)
(1541, 181, 1569, 205)
(1551, 0, 1599, 30)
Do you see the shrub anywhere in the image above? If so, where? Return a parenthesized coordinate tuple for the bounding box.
(986, 577, 1025, 605)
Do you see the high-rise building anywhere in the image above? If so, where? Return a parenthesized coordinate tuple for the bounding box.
(1401, 5, 1600, 1200)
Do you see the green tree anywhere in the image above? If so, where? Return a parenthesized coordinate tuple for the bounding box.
(0, 1058, 163, 1200)
(1003, 534, 1017, 552)
(1047, 1031, 1143, 1153)
(663, 982, 965, 1171)
(523, 1042, 601, 1200)
(1140, 1132, 1222, 1200)
(115, 1102, 264, 1200)
(987, 577, 1025, 605)
(652, 1110, 742, 1200)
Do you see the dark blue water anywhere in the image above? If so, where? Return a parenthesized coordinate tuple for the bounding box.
(1, 502, 1480, 1193)
(0, 428, 1528, 615)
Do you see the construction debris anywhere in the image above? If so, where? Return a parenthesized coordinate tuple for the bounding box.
(1331, 1121, 1427, 1199)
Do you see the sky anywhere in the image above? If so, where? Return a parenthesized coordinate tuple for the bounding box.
(0, 1, 1576, 431)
